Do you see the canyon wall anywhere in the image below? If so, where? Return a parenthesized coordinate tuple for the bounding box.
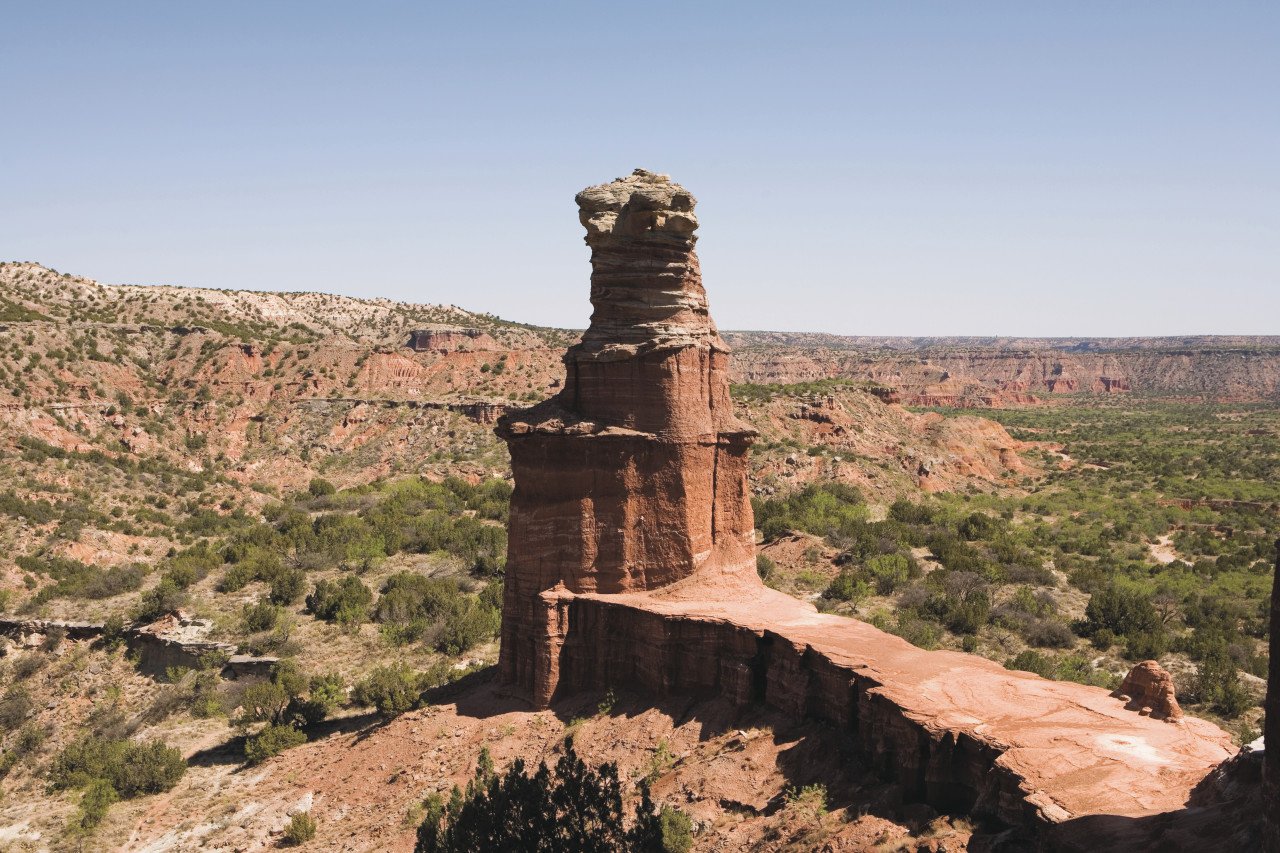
(726, 340, 1280, 404)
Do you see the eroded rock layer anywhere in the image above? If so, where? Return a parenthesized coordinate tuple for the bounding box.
(495, 170, 1240, 843)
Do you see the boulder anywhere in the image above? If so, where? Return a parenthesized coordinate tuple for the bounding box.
(1113, 660, 1184, 721)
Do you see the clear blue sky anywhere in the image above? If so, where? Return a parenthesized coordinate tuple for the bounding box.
(3, 2, 1276, 335)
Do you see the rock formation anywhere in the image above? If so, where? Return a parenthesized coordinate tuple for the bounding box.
(406, 327, 496, 353)
(496, 169, 758, 706)
(1112, 659, 1184, 721)
(1265, 538, 1280, 851)
(495, 170, 1237, 843)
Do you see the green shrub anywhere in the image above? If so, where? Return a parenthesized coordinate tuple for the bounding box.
(1005, 651, 1114, 689)
(1123, 629, 1169, 661)
(244, 724, 307, 764)
(1082, 584, 1160, 638)
(823, 571, 870, 602)
(101, 615, 127, 651)
(77, 778, 118, 830)
(219, 561, 256, 593)
(1005, 650, 1053, 678)
(307, 576, 372, 625)
(0, 723, 45, 778)
(658, 806, 694, 853)
(305, 673, 347, 719)
(888, 499, 935, 525)
(477, 580, 503, 611)
(17, 554, 145, 602)
(923, 574, 991, 634)
(242, 598, 281, 632)
(308, 478, 337, 498)
(269, 567, 307, 605)
(434, 602, 500, 655)
(889, 615, 941, 650)
(754, 482, 866, 542)
(415, 740, 660, 853)
(133, 576, 189, 623)
(958, 512, 1001, 541)
(237, 681, 292, 726)
(927, 533, 1000, 579)
(865, 553, 911, 595)
(236, 661, 341, 729)
(284, 810, 318, 844)
(375, 574, 464, 623)
(110, 740, 187, 797)
(50, 736, 185, 798)
(0, 687, 34, 728)
(352, 663, 425, 716)
(755, 554, 776, 581)
(1192, 647, 1252, 718)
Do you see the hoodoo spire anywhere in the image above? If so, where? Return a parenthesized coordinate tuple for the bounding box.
(495, 169, 759, 704)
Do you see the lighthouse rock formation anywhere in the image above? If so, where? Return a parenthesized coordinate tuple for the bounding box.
(497, 170, 760, 705)
(495, 170, 1240, 844)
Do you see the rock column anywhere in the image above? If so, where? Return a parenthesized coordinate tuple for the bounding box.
(495, 170, 759, 705)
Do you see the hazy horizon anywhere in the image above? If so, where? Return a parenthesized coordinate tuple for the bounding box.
(3, 2, 1276, 337)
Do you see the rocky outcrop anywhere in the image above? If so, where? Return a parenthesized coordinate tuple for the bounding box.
(495, 171, 1237, 844)
(1265, 539, 1280, 852)
(0, 614, 276, 679)
(406, 327, 497, 353)
(1113, 660, 1184, 720)
(544, 592, 1232, 835)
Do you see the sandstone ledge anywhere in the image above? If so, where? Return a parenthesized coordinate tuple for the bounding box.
(523, 584, 1234, 837)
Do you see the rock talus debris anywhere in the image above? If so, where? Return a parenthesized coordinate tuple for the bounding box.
(495, 170, 1239, 842)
